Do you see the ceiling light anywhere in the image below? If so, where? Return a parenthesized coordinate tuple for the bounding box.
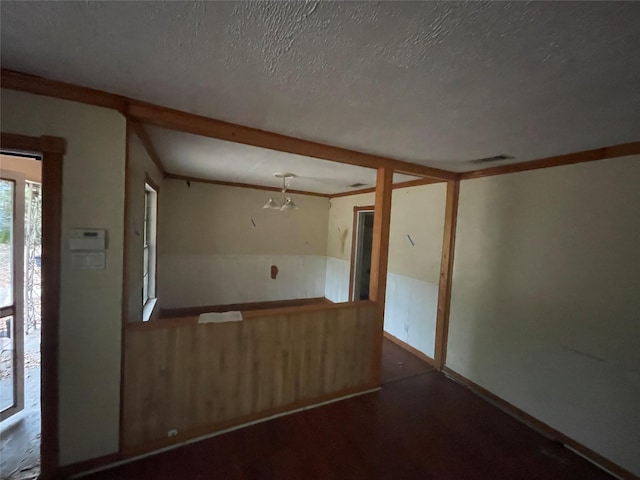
(263, 173, 299, 211)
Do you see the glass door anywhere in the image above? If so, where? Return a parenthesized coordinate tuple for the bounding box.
(0, 177, 25, 421)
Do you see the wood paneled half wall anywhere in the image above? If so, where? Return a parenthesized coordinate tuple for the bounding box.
(122, 301, 378, 455)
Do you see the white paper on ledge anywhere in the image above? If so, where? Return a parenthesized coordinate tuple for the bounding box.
(198, 311, 244, 324)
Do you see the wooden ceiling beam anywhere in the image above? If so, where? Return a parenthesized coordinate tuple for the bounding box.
(0, 69, 455, 181)
(125, 101, 456, 181)
(129, 121, 166, 175)
(328, 176, 444, 199)
(2, 69, 128, 112)
(165, 173, 331, 198)
(5, 69, 636, 183)
(461, 142, 640, 180)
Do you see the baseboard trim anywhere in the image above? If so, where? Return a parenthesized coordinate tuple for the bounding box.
(159, 297, 327, 318)
(54, 452, 121, 480)
(69, 385, 380, 479)
(442, 366, 636, 480)
(383, 331, 436, 367)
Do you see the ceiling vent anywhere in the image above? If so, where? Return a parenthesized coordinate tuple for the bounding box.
(470, 154, 515, 164)
(348, 182, 367, 188)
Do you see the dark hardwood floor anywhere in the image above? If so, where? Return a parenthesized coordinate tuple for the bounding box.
(81, 372, 612, 480)
(381, 338, 433, 383)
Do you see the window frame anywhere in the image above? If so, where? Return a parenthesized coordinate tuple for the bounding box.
(142, 178, 158, 321)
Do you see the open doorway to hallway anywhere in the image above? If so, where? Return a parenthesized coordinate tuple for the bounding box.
(1, 153, 42, 480)
(350, 207, 375, 301)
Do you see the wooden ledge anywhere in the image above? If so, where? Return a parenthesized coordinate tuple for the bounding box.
(127, 300, 375, 331)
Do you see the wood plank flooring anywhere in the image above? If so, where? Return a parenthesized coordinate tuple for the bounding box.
(381, 338, 433, 383)
(81, 371, 613, 480)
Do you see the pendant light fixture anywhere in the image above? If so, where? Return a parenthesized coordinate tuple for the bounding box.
(263, 173, 299, 211)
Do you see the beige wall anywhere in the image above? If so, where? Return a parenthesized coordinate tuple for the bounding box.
(388, 183, 446, 283)
(448, 156, 640, 476)
(326, 184, 446, 281)
(158, 179, 330, 308)
(1, 89, 126, 465)
(326, 192, 375, 261)
(123, 126, 164, 322)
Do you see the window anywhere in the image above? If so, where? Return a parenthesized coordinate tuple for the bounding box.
(143, 182, 157, 319)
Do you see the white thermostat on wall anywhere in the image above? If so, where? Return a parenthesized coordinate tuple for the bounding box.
(69, 228, 107, 251)
(70, 229, 107, 270)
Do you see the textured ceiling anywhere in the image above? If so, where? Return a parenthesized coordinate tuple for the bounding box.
(1, 1, 639, 173)
(147, 127, 418, 195)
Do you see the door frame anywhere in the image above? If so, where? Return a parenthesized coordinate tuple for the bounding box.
(0, 171, 26, 421)
(1, 132, 65, 480)
(348, 205, 375, 301)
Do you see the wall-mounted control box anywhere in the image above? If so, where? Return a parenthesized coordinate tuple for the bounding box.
(69, 228, 106, 251)
(69, 229, 107, 270)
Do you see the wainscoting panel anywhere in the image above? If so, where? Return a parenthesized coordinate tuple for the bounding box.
(122, 301, 378, 454)
(324, 256, 351, 303)
(158, 254, 327, 309)
(384, 273, 439, 359)
(324, 258, 438, 359)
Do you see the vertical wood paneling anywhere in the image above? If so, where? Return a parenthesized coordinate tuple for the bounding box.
(122, 302, 377, 453)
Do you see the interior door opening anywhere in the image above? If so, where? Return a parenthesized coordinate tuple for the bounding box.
(0, 153, 42, 480)
(352, 210, 375, 301)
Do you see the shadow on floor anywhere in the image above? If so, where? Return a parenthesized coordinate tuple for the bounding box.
(381, 337, 433, 384)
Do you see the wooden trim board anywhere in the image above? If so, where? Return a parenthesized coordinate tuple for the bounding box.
(158, 297, 330, 319)
(442, 367, 636, 480)
(0, 69, 453, 180)
(383, 331, 435, 367)
(348, 205, 375, 301)
(368, 168, 393, 384)
(3, 70, 638, 185)
(130, 121, 166, 175)
(4, 69, 638, 187)
(165, 173, 330, 198)
(329, 176, 446, 199)
(461, 142, 640, 180)
(1, 69, 128, 112)
(1, 132, 65, 480)
(330, 186, 377, 199)
(126, 100, 456, 180)
(0, 171, 25, 423)
(118, 121, 132, 457)
(56, 452, 122, 480)
(1, 132, 66, 156)
(434, 180, 460, 370)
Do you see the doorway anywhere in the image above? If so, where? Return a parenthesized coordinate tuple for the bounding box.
(1, 153, 42, 480)
(350, 207, 375, 301)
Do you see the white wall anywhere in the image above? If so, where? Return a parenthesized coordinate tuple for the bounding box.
(448, 156, 640, 476)
(158, 179, 329, 309)
(325, 184, 446, 358)
(386, 184, 446, 358)
(1, 89, 126, 465)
